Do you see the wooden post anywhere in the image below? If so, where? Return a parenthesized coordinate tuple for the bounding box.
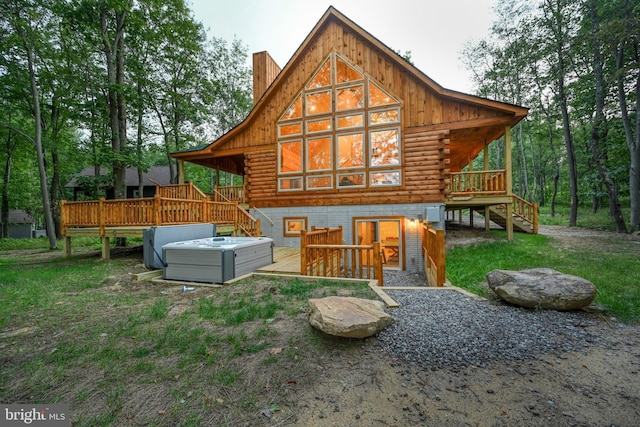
(373, 242, 383, 287)
(64, 236, 71, 257)
(178, 160, 185, 184)
(101, 236, 110, 260)
(300, 229, 307, 275)
(98, 198, 105, 237)
(154, 193, 161, 225)
(483, 143, 489, 171)
(504, 125, 514, 241)
(485, 206, 491, 232)
(434, 229, 445, 287)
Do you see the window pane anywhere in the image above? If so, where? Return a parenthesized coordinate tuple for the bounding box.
(369, 109, 399, 125)
(336, 56, 363, 83)
(279, 123, 302, 137)
(281, 95, 302, 120)
(370, 129, 400, 166)
(369, 82, 397, 107)
(338, 173, 365, 187)
(307, 175, 333, 189)
(306, 59, 331, 89)
(307, 137, 332, 171)
(279, 177, 303, 190)
(306, 90, 331, 115)
(371, 171, 401, 186)
(279, 140, 302, 173)
(307, 119, 332, 133)
(336, 114, 364, 129)
(337, 84, 364, 111)
(337, 133, 364, 169)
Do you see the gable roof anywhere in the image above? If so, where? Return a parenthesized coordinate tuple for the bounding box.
(65, 166, 171, 188)
(172, 6, 527, 172)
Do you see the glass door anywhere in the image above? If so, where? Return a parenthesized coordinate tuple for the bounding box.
(355, 219, 401, 269)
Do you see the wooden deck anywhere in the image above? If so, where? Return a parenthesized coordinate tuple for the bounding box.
(257, 247, 301, 275)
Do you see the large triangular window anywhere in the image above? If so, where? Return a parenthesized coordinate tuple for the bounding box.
(277, 53, 401, 192)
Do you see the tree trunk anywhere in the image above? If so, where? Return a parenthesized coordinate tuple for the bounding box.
(1, 132, 14, 238)
(615, 35, 640, 232)
(25, 42, 57, 249)
(101, 9, 127, 200)
(589, 0, 626, 233)
(557, 55, 578, 225)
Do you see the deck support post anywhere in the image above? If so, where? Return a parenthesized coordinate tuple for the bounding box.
(484, 206, 491, 231)
(101, 236, 110, 260)
(64, 236, 72, 257)
(505, 203, 514, 241)
(504, 125, 514, 241)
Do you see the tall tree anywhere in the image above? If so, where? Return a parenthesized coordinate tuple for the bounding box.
(585, 0, 627, 232)
(1, 0, 58, 248)
(605, 0, 640, 231)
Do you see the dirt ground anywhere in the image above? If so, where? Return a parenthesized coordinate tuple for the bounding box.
(271, 225, 640, 427)
(2, 226, 639, 426)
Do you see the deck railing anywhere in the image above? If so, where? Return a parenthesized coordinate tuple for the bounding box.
(157, 182, 208, 201)
(300, 227, 384, 286)
(422, 223, 446, 287)
(213, 185, 245, 203)
(449, 170, 507, 196)
(61, 191, 260, 236)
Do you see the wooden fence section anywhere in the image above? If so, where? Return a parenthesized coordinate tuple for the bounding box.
(300, 227, 384, 286)
(449, 170, 507, 196)
(61, 192, 260, 237)
(422, 223, 446, 287)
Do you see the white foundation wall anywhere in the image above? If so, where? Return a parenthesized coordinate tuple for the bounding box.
(249, 203, 445, 274)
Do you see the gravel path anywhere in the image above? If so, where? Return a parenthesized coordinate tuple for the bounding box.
(376, 271, 608, 369)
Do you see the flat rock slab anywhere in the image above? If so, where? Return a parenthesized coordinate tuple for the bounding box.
(308, 296, 394, 338)
(486, 268, 597, 311)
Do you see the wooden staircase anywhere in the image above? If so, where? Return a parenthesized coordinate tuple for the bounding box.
(472, 195, 538, 234)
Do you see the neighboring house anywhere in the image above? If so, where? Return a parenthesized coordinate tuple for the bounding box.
(171, 7, 528, 273)
(1, 209, 35, 239)
(65, 166, 172, 200)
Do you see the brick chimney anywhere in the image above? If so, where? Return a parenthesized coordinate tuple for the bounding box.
(252, 51, 281, 104)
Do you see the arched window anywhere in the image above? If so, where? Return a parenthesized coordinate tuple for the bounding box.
(277, 53, 401, 191)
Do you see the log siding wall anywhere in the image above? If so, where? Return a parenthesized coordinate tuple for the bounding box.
(198, 17, 515, 209)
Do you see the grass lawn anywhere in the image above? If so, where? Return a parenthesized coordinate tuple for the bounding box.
(0, 245, 376, 426)
(0, 220, 638, 424)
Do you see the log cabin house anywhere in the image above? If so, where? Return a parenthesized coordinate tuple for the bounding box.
(170, 7, 531, 275)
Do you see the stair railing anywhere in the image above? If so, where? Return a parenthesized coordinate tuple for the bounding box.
(510, 195, 538, 233)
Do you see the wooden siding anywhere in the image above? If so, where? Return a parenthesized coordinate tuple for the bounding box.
(252, 51, 281, 104)
(243, 130, 449, 208)
(175, 9, 527, 205)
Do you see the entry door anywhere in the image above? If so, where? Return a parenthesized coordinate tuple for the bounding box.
(355, 219, 401, 269)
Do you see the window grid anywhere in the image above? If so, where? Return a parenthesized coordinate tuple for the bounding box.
(277, 53, 401, 191)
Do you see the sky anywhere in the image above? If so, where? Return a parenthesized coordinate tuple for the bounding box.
(188, 0, 498, 94)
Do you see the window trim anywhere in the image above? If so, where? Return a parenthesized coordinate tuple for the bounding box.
(283, 217, 307, 236)
(306, 174, 334, 190)
(306, 135, 333, 172)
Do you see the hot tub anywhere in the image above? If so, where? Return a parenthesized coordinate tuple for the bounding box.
(162, 236, 274, 283)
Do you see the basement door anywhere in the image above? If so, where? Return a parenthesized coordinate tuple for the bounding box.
(355, 219, 401, 269)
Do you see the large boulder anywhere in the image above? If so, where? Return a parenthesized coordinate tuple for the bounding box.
(486, 268, 596, 310)
(308, 296, 394, 338)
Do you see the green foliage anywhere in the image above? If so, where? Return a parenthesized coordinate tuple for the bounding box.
(447, 231, 640, 322)
(462, 0, 639, 228)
